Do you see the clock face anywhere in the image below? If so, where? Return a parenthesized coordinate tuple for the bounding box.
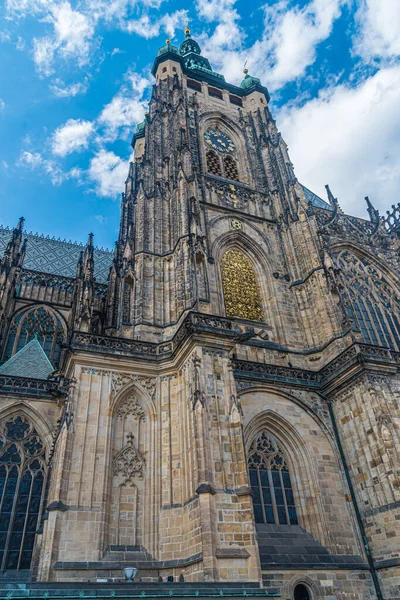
(204, 128, 235, 153)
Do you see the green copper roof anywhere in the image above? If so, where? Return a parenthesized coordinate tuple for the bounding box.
(240, 73, 262, 90)
(131, 120, 146, 149)
(0, 338, 54, 379)
(157, 42, 179, 57)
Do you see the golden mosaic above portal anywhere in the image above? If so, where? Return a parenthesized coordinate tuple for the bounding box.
(221, 248, 264, 322)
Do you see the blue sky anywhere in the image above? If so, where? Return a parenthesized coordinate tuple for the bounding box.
(0, 0, 399, 249)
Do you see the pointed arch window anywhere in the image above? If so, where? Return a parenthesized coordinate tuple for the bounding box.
(206, 151, 222, 177)
(0, 416, 46, 570)
(221, 248, 264, 322)
(248, 431, 298, 526)
(334, 251, 400, 351)
(223, 156, 239, 182)
(3, 307, 64, 367)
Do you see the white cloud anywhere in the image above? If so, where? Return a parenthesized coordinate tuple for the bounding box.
(0, 99, 5, 112)
(18, 150, 67, 185)
(52, 118, 94, 156)
(49, 77, 89, 97)
(98, 71, 151, 141)
(30, 2, 96, 75)
(16, 36, 25, 50)
(353, 0, 400, 61)
(279, 66, 400, 216)
(33, 37, 55, 76)
(88, 149, 133, 197)
(197, 0, 343, 89)
(125, 9, 188, 39)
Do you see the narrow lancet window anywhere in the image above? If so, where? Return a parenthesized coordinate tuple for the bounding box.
(0, 416, 46, 570)
(122, 278, 133, 323)
(248, 431, 298, 526)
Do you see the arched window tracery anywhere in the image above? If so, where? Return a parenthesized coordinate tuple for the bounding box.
(206, 151, 222, 177)
(248, 431, 298, 526)
(221, 248, 264, 322)
(0, 416, 46, 570)
(3, 307, 64, 367)
(334, 250, 400, 351)
(223, 155, 239, 181)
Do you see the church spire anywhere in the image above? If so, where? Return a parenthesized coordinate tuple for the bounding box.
(70, 232, 95, 332)
(0, 217, 26, 354)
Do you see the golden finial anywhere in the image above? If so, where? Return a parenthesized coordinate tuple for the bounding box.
(243, 60, 248, 75)
(166, 39, 171, 44)
(184, 22, 190, 36)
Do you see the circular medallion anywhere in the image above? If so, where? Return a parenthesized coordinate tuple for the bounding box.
(204, 128, 235, 153)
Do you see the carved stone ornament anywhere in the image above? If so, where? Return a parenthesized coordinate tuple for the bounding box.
(114, 432, 145, 485)
(111, 372, 157, 399)
(116, 395, 145, 422)
(81, 368, 157, 399)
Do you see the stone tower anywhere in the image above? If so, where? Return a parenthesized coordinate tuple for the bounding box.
(0, 28, 400, 600)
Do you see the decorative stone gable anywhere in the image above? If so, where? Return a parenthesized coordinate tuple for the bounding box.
(114, 432, 145, 485)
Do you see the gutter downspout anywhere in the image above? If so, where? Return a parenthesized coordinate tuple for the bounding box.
(316, 391, 383, 600)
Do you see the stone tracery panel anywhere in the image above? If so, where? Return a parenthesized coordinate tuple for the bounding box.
(109, 393, 147, 548)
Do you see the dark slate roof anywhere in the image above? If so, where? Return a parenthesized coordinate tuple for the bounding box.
(0, 227, 113, 283)
(302, 184, 332, 210)
(0, 338, 54, 379)
(0, 185, 327, 282)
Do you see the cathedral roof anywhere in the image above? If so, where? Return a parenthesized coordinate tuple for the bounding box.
(302, 185, 332, 211)
(0, 226, 113, 283)
(0, 338, 54, 379)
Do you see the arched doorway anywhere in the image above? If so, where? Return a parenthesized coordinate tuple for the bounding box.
(294, 584, 311, 600)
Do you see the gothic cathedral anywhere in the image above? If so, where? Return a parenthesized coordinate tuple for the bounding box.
(0, 28, 400, 600)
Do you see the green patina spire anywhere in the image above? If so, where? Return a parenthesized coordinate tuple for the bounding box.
(240, 67, 262, 90)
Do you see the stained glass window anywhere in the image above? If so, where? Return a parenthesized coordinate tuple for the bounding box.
(248, 431, 298, 526)
(334, 251, 400, 351)
(0, 416, 46, 571)
(221, 248, 264, 322)
(3, 307, 64, 366)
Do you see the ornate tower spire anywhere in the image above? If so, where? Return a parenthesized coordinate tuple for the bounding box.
(70, 233, 95, 332)
(0, 217, 26, 353)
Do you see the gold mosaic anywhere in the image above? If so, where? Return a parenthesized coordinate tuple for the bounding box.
(221, 248, 264, 322)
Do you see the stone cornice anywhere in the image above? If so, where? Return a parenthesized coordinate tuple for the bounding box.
(68, 313, 400, 395)
(0, 374, 71, 399)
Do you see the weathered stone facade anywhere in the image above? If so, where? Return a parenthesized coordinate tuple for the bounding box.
(0, 29, 400, 600)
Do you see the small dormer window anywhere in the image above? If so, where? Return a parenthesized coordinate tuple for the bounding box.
(208, 87, 223, 100)
(187, 79, 202, 92)
(229, 95, 242, 107)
